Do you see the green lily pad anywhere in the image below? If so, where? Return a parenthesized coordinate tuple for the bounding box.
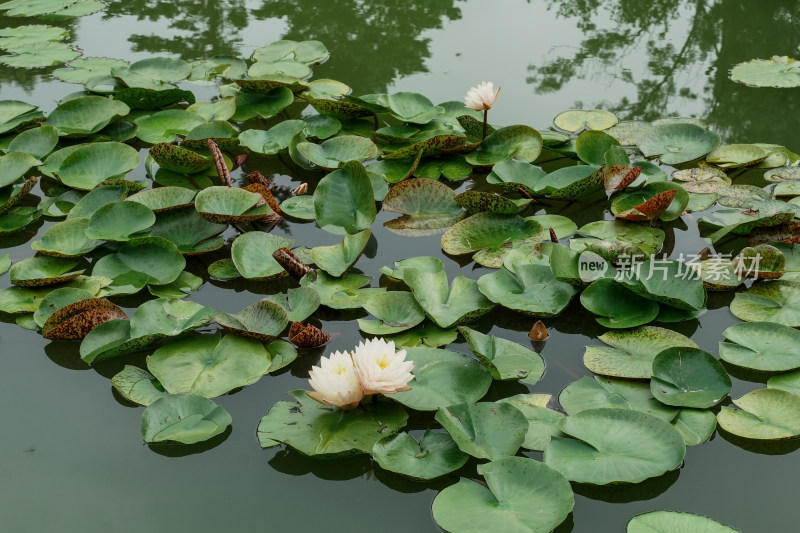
(231, 88, 294, 122)
(125, 187, 197, 213)
(148, 207, 226, 255)
(195, 186, 272, 224)
(85, 201, 155, 241)
(560, 375, 679, 421)
(717, 388, 800, 440)
(554, 109, 618, 132)
(580, 277, 660, 328)
(377, 92, 443, 124)
(465, 125, 543, 166)
(134, 110, 206, 144)
(706, 144, 769, 169)
(576, 129, 621, 166)
(583, 326, 698, 379)
(300, 271, 384, 310)
(9, 255, 83, 287)
(730, 55, 800, 88)
(111, 366, 169, 407)
(730, 281, 800, 326)
(92, 236, 186, 290)
(477, 251, 578, 316)
(768, 370, 800, 395)
(441, 213, 541, 268)
(372, 430, 468, 480)
(257, 390, 408, 457)
(485, 159, 547, 194)
(627, 511, 739, 533)
(147, 333, 271, 398)
(544, 408, 686, 484)
(397, 256, 494, 327)
(386, 322, 458, 349)
(313, 161, 376, 234)
(231, 231, 293, 280)
(52, 57, 129, 85)
(7, 126, 58, 158)
(296, 135, 379, 170)
(458, 326, 544, 385)
(141, 394, 231, 445)
(0, 24, 68, 47)
(358, 291, 425, 335)
(454, 191, 531, 214)
(432, 457, 574, 533)
(650, 347, 731, 408)
(31, 217, 101, 257)
(113, 87, 195, 111)
(181, 121, 239, 149)
(263, 287, 320, 323)
(214, 300, 289, 341)
(239, 120, 305, 155)
(32, 286, 94, 327)
(0, 41, 80, 68)
(382, 178, 464, 230)
(45, 96, 129, 136)
(618, 258, 707, 311)
(53, 141, 140, 190)
(636, 123, 721, 165)
(309, 229, 371, 277)
(435, 401, 528, 461)
(719, 321, 800, 371)
(496, 394, 564, 451)
(0, 100, 43, 135)
(148, 271, 203, 298)
(390, 346, 492, 411)
(0, 151, 39, 187)
(0, 275, 108, 314)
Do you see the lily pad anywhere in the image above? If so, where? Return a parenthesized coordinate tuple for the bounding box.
(148, 207, 226, 255)
(544, 408, 686, 484)
(576, 129, 621, 166)
(232, 88, 294, 122)
(391, 347, 492, 411)
(214, 300, 289, 341)
(729, 280, 800, 326)
(53, 141, 140, 190)
(618, 258, 707, 311)
(149, 143, 210, 174)
(583, 326, 699, 379)
(441, 213, 541, 268)
(706, 144, 769, 169)
(560, 375, 678, 421)
(650, 347, 731, 408)
(730, 55, 800, 88)
(435, 401, 528, 461)
(195, 186, 272, 224)
(111, 366, 169, 407)
(611, 182, 688, 221)
(554, 109, 618, 132)
(313, 161, 376, 234)
(309, 229, 371, 277)
(636, 123, 721, 165)
(31, 217, 101, 257)
(134, 110, 206, 144)
(496, 394, 565, 451)
(358, 291, 425, 335)
(9, 256, 83, 287)
(7, 126, 58, 159)
(41, 298, 127, 340)
(257, 390, 408, 457)
(296, 135, 379, 170)
(92, 236, 186, 290)
(432, 457, 574, 533)
(231, 231, 294, 280)
(141, 394, 231, 445)
(458, 326, 544, 385)
(372, 430, 468, 480)
(125, 187, 197, 213)
(300, 271, 384, 310)
(85, 201, 155, 241)
(0, 42, 80, 68)
(147, 333, 271, 398)
(627, 511, 739, 533)
(45, 96, 129, 137)
(580, 277, 660, 328)
(0, 151, 39, 188)
(465, 125, 543, 166)
(239, 120, 305, 155)
(720, 321, 800, 371)
(717, 388, 800, 440)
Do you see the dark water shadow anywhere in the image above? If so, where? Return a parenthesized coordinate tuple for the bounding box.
(267, 448, 372, 480)
(44, 340, 91, 371)
(717, 428, 800, 455)
(572, 468, 680, 503)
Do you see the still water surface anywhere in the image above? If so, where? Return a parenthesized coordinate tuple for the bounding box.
(2, 1, 800, 531)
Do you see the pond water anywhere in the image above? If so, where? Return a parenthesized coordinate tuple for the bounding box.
(2, 1, 800, 532)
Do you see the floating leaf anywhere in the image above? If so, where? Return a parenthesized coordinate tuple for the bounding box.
(706, 144, 769, 169)
(231, 231, 293, 280)
(257, 390, 408, 457)
(149, 143, 210, 174)
(611, 182, 688, 221)
(650, 347, 731, 408)
(459, 326, 544, 384)
(7, 126, 58, 158)
(544, 408, 686, 484)
(0, 42, 80, 68)
(313, 161, 376, 234)
(390, 347, 492, 411)
(497, 394, 564, 451)
(583, 326, 698, 379)
(85, 201, 155, 241)
(111, 366, 169, 407)
(358, 291, 425, 335)
(730, 281, 800, 326)
(309, 229, 371, 277)
(372, 430, 468, 480)
(720, 321, 800, 371)
(9, 255, 83, 287)
(239, 120, 305, 155)
(442, 213, 541, 268)
(636, 123, 721, 165)
(41, 298, 127, 340)
(465, 125, 543, 166)
(31, 217, 101, 257)
(627, 511, 739, 533)
(554, 109, 618, 132)
(0, 151, 38, 187)
(580, 277, 660, 328)
(214, 300, 289, 341)
(52, 141, 140, 190)
(560, 376, 678, 421)
(730, 55, 800, 88)
(435, 402, 528, 461)
(45, 96, 129, 137)
(134, 109, 206, 144)
(195, 186, 272, 224)
(141, 394, 231, 445)
(717, 388, 800, 440)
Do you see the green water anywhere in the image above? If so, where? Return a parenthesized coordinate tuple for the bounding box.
(2, 1, 800, 531)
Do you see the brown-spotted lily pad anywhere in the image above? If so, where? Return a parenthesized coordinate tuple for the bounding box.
(149, 143, 211, 174)
(42, 298, 128, 340)
(288, 321, 331, 348)
(194, 186, 273, 224)
(602, 164, 641, 193)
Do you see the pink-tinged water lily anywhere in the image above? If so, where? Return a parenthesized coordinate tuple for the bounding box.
(352, 338, 415, 395)
(464, 81, 500, 111)
(307, 350, 364, 410)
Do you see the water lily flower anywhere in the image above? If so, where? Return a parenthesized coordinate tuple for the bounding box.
(464, 81, 500, 111)
(307, 350, 364, 410)
(464, 81, 500, 139)
(352, 338, 415, 395)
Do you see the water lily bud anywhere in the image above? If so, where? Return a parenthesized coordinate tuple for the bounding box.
(293, 182, 308, 195)
(351, 338, 415, 395)
(464, 81, 500, 111)
(307, 350, 364, 410)
(529, 320, 549, 341)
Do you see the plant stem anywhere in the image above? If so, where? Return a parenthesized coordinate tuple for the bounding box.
(482, 109, 488, 139)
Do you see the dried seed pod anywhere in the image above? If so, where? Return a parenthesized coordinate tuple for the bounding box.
(549, 227, 558, 243)
(245, 170, 272, 188)
(233, 154, 248, 170)
(529, 320, 548, 341)
(244, 182, 282, 214)
(289, 322, 331, 348)
(207, 139, 232, 187)
(272, 247, 315, 280)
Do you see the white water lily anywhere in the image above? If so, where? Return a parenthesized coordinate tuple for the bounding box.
(352, 338, 415, 395)
(464, 81, 500, 111)
(307, 350, 364, 410)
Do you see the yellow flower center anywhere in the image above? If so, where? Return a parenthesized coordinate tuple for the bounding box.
(377, 357, 389, 370)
